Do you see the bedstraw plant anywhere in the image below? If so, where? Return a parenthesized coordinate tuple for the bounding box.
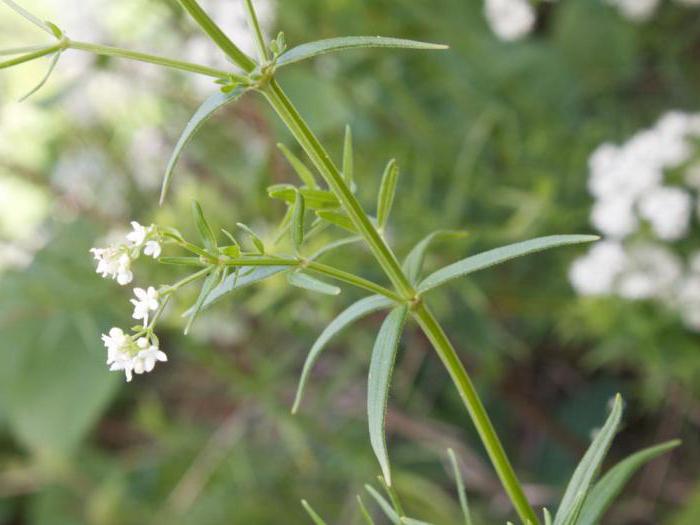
(0, 0, 679, 523)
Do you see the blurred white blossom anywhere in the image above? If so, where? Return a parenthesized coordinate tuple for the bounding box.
(483, 0, 536, 42)
(572, 110, 700, 331)
(606, 0, 700, 22)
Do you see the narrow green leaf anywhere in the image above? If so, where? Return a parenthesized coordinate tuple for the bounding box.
(278, 143, 319, 188)
(365, 485, 400, 525)
(368, 306, 408, 486)
(158, 256, 206, 267)
(1, 0, 53, 34)
(301, 500, 328, 525)
(357, 496, 377, 525)
(268, 184, 340, 209)
(276, 36, 448, 67)
(447, 448, 473, 525)
(236, 222, 265, 254)
(402, 230, 468, 284)
(0, 44, 49, 56)
(543, 508, 553, 525)
(191, 200, 217, 251)
(287, 271, 340, 296)
(377, 159, 399, 230)
(560, 492, 586, 525)
(378, 475, 405, 517)
(221, 228, 240, 247)
(577, 440, 680, 525)
(292, 295, 392, 413)
(401, 519, 434, 525)
(291, 191, 306, 250)
(18, 50, 61, 101)
(0, 44, 58, 70)
(316, 210, 357, 233)
(160, 86, 246, 204)
(184, 267, 220, 334)
(343, 125, 355, 191)
(554, 394, 624, 525)
(418, 235, 599, 293)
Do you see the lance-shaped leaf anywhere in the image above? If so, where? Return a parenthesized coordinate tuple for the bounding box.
(185, 265, 289, 313)
(365, 485, 400, 525)
(277, 143, 319, 188)
(316, 210, 357, 233)
(276, 36, 448, 67)
(402, 230, 468, 284)
(418, 235, 599, 293)
(292, 295, 393, 413)
(377, 159, 399, 230)
(357, 496, 377, 525)
(577, 440, 680, 525)
(160, 86, 247, 204)
(19, 50, 61, 102)
(343, 125, 355, 191)
(554, 394, 624, 525)
(543, 508, 553, 525)
(192, 200, 217, 251)
(268, 184, 340, 209)
(291, 190, 305, 250)
(401, 519, 434, 525)
(236, 222, 265, 254)
(184, 267, 220, 334)
(287, 271, 340, 296)
(1, 0, 53, 34)
(447, 448, 473, 525)
(368, 306, 408, 486)
(301, 500, 328, 525)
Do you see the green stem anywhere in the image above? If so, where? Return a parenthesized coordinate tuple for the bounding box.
(68, 40, 229, 78)
(0, 42, 61, 70)
(243, 0, 270, 62)
(262, 80, 415, 300)
(305, 261, 402, 302)
(412, 302, 538, 525)
(177, 0, 256, 72)
(162, 267, 211, 294)
(0, 44, 50, 56)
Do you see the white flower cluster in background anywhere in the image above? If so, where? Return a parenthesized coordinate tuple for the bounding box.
(570, 111, 700, 331)
(483, 0, 536, 42)
(605, 0, 700, 23)
(93, 221, 168, 381)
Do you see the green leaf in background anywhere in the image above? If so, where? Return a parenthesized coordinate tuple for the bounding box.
(0, 222, 120, 456)
(544, 508, 553, 525)
(365, 484, 400, 524)
(287, 271, 340, 296)
(278, 143, 319, 188)
(402, 230, 468, 284)
(268, 184, 340, 210)
(577, 440, 681, 525)
(343, 124, 355, 191)
(160, 86, 247, 204)
(316, 210, 356, 233)
(561, 491, 586, 525)
(301, 499, 328, 525)
(554, 394, 624, 525)
(447, 448, 473, 525)
(276, 36, 448, 67)
(191, 200, 217, 251)
(367, 306, 408, 486)
(418, 235, 599, 293)
(376, 159, 399, 231)
(401, 518, 434, 525)
(292, 295, 393, 413)
(291, 190, 306, 250)
(357, 495, 377, 525)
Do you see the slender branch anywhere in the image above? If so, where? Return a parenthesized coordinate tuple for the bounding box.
(68, 40, 229, 78)
(412, 301, 538, 525)
(243, 0, 270, 62)
(0, 43, 61, 70)
(0, 44, 50, 56)
(305, 261, 402, 302)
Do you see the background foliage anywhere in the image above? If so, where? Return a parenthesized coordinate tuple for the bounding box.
(1, 0, 699, 523)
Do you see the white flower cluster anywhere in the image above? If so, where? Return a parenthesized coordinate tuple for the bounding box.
(484, 0, 536, 42)
(90, 222, 161, 285)
(102, 327, 167, 382)
(570, 111, 700, 330)
(605, 0, 700, 22)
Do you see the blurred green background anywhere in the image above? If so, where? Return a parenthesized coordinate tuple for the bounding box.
(1, 0, 700, 523)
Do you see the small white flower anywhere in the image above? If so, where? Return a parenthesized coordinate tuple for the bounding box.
(484, 0, 535, 42)
(638, 186, 692, 241)
(126, 221, 150, 246)
(134, 337, 168, 374)
(110, 355, 135, 382)
(606, 0, 659, 22)
(130, 286, 159, 325)
(116, 254, 133, 285)
(569, 241, 628, 296)
(144, 240, 161, 258)
(590, 196, 638, 238)
(102, 327, 128, 365)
